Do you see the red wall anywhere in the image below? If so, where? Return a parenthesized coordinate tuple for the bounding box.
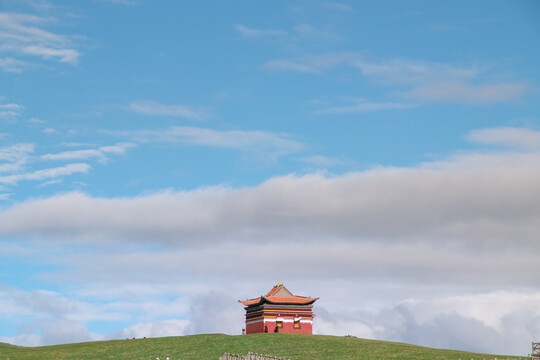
(246, 321, 265, 334)
(246, 320, 312, 335)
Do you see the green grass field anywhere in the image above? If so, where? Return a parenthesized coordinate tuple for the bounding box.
(0, 333, 529, 360)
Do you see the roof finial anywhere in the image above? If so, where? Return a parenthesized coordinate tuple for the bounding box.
(277, 280, 280, 286)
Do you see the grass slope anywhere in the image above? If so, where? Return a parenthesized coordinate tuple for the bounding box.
(0, 333, 529, 360)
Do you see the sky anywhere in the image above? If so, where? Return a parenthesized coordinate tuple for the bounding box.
(0, 0, 540, 356)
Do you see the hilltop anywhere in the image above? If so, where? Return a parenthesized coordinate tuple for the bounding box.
(0, 333, 528, 360)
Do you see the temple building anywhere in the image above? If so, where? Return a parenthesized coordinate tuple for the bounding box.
(239, 283, 319, 334)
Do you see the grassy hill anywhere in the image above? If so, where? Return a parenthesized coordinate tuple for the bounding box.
(0, 333, 529, 360)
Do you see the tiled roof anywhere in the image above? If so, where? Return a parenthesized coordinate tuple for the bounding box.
(265, 284, 294, 297)
(239, 297, 263, 306)
(266, 296, 317, 304)
(265, 287, 280, 297)
(239, 284, 318, 306)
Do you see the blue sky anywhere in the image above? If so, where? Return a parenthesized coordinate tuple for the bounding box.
(1, 0, 540, 355)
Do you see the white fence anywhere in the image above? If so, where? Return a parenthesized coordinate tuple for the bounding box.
(219, 352, 290, 360)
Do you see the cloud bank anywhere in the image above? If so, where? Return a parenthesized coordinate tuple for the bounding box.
(1, 127, 539, 354)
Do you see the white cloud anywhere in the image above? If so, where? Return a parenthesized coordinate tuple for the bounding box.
(0, 143, 105, 187)
(0, 143, 34, 162)
(353, 58, 527, 104)
(129, 100, 209, 119)
(313, 98, 413, 114)
(0, 56, 28, 72)
(35, 239, 540, 292)
(29, 117, 47, 123)
(42, 127, 57, 134)
(404, 82, 526, 104)
(0, 154, 538, 247)
(315, 290, 540, 355)
(185, 292, 244, 335)
(293, 24, 337, 41)
(105, 126, 304, 156)
(0, 162, 90, 185)
(264, 52, 355, 74)
(0, 143, 34, 173)
(0, 192, 11, 200)
(18, 44, 79, 63)
(299, 155, 354, 167)
(237, 22, 339, 45)
(37, 178, 63, 187)
(41, 142, 136, 163)
(0, 318, 103, 346)
(353, 58, 479, 85)
(0, 333, 42, 347)
(2, 273, 538, 353)
(0, 286, 125, 324)
(0, 102, 23, 119)
(0, 283, 230, 346)
(0, 111, 20, 119)
(114, 319, 189, 339)
(466, 127, 540, 151)
(0, 11, 80, 68)
(264, 59, 320, 74)
(1, 128, 539, 256)
(0, 103, 23, 110)
(234, 24, 287, 38)
(265, 53, 526, 105)
(60, 142, 98, 147)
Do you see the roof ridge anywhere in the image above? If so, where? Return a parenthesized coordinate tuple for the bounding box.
(265, 283, 295, 298)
